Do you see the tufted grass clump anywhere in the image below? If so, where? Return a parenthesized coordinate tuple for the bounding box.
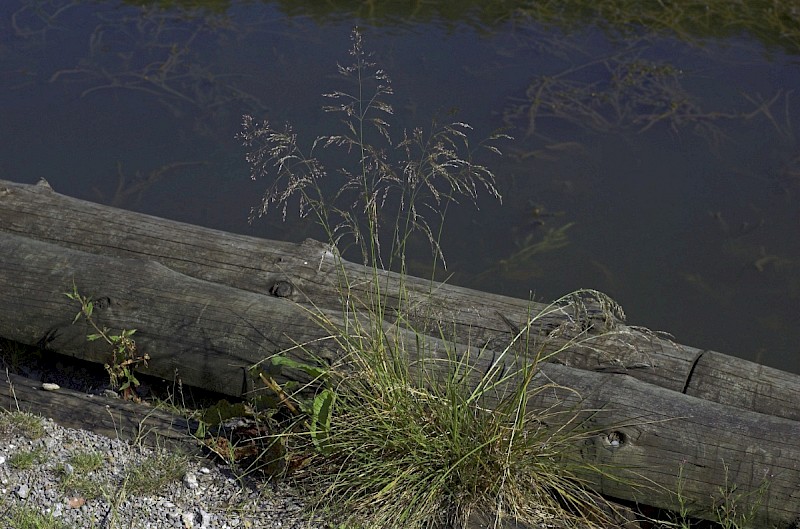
(0, 411, 45, 440)
(287, 291, 620, 529)
(0, 503, 70, 529)
(68, 451, 106, 473)
(123, 451, 187, 496)
(8, 446, 48, 471)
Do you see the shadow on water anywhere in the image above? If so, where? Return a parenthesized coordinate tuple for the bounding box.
(2, 0, 799, 373)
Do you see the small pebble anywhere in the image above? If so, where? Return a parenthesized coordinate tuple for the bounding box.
(183, 472, 199, 490)
(15, 484, 29, 499)
(181, 511, 196, 528)
(201, 509, 212, 527)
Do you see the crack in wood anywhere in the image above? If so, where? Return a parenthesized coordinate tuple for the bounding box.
(682, 349, 708, 394)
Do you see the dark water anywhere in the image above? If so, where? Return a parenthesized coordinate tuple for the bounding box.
(2, 1, 799, 373)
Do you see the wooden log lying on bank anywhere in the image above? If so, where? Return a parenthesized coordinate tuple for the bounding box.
(1, 178, 800, 526)
(0, 371, 201, 455)
(533, 363, 800, 527)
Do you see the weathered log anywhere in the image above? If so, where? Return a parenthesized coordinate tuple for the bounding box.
(0, 231, 337, 396)
(0, 178, 798, 422)
(0, 371, 200, 454)
(2, 178, 800, 525)
(530, 362, 800, 528)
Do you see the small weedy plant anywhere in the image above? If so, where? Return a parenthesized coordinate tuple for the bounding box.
(65, 282, 150, 400)
(0, 411, 45, 440)
(8, 446, 47, 470)
(240, 28, 617, 529)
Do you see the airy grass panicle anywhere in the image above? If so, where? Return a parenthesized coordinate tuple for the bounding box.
(239, 27, 507, 270)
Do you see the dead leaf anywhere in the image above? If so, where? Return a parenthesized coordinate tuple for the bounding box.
(68, 496, 85, 509)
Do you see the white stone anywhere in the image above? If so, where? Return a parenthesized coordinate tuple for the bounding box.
(15, 484, 29, 499)
(183, 472, 199, 490)
(200, 509, 212, 528)
(41, 382, 60, 391)
(181, 512, 195, 528)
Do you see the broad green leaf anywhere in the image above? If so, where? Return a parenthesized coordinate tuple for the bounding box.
(193, 421, 207, 439)
(270, 355, 328, 379)
(311, 388, 336, 454)
(282, 380, 300, 392)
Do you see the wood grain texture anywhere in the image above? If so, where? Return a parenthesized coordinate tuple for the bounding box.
(530, 363, 800, 527)
(0, 231, 337, 396)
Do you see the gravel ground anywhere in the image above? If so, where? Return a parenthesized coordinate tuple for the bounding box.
(0, 411, 323, 529)
(0, 346, 326, 529)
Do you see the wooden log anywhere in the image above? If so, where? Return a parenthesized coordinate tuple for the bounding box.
(2, 178, 800, 524)
(0, 231, 338, 396)
(1, 178, 799, 422)
(530, 362, 800, 528)
(0, 371, 200, 454)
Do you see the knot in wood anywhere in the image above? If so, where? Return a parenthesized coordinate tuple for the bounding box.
(92, 297, 111, 310)
(606, 431, 625, 448)
(269, 280, 294, 298)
